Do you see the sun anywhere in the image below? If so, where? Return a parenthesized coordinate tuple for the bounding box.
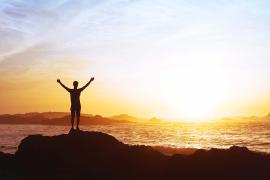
(159, 64, 228, 122)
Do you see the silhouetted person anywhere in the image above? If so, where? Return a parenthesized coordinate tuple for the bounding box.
(57, 78, 94, 130)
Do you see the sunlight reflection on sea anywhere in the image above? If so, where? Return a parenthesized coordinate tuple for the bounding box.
(0, 121, 269, 154)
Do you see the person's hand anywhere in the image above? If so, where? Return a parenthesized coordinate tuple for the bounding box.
(57, 79, 61, 83)
(90, 77, 94, 82)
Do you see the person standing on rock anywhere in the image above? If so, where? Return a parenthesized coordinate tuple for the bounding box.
(57, 77, 94, 130)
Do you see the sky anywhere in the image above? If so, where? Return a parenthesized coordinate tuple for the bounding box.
(1, 0, 270, 120)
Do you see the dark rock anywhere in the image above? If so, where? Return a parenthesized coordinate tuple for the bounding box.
(0, 131, 270, 180)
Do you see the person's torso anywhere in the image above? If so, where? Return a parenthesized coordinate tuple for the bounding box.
(69, 89, 81, 106)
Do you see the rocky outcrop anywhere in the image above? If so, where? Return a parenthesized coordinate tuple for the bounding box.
(0, 131, 270, 180)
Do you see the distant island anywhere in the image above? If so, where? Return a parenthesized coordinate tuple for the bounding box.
(1, 112, 269, 126)
(0, 112, 133, 125)
(0, 112, 165, 125)
(0, 131, 269, 180)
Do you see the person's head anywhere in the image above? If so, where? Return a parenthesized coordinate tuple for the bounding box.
(73, 81, 78, 89)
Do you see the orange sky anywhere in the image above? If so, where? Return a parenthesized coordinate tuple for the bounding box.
(1, 1, 270, 120)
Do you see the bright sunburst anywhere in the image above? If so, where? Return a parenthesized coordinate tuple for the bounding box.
(1, 0, 270, 120)
(160, 64, 228, 121)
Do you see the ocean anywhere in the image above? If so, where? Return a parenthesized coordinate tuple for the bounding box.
(1, 120, 270, 154)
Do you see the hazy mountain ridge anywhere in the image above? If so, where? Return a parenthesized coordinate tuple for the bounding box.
(0, 112, 129, 125)
(0, 112, 164, 125)
(110, 114, 140, 122)
(0, 112, 270, 125)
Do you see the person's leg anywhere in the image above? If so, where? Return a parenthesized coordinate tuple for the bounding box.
(71, 109, 75, 130)
(76, 108, 81, 130)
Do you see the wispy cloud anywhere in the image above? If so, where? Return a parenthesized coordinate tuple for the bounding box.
(1, 0, 270, 116)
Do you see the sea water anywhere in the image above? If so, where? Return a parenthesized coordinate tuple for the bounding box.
(0, 121, 270, 154)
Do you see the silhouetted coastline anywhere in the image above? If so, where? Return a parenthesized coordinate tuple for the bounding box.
(0, 130, 269, 180)
(0, 113, 130, 125)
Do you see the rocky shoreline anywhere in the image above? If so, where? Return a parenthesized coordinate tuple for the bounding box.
(1, 130, 270, 180)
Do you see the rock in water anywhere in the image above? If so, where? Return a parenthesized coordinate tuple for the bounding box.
(15, 130, 165, 180)
(0, 130, 269, 180)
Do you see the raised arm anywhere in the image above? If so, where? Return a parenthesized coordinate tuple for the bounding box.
(80, 77, 94, 91)
(57, 79, 71, 92)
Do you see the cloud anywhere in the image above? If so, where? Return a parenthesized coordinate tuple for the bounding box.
(1, 0, 270, 80)
(0, 43, 51, 76)
(1, 0, 270, 116)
